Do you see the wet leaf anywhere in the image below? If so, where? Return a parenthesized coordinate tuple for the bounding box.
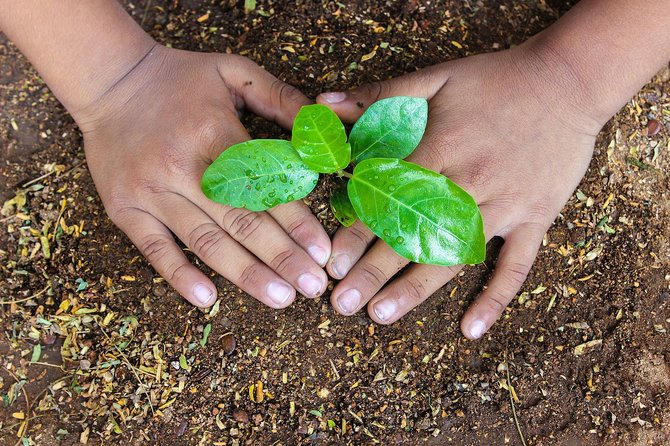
(330, 180, 357, 227)
(349, 97, 428, 163)
(291, 104, 351, 173)
(348, 158, 485, 265)
(202, 139, 319, 211)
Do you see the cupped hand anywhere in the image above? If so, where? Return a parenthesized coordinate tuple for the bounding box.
(74, 45, 330, 309)
(317, 44, 603, 339)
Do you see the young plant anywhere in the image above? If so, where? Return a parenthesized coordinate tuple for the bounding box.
(201, 97, 485, 266)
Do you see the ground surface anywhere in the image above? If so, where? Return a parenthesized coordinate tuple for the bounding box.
(1, 1, 670, 445)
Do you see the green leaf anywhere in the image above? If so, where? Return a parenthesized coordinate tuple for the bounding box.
(202, 139, 319, 211)
(30, 344, 41, 363)
(348, 158, 485, 265)
(179, 354, 190, 371)
(291, 104, 351, 173)
(330, 180, 357, 227)
(349, 96, 428, 163)
(200, 323, 212, 347)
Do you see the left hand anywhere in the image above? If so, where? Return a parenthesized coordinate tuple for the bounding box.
(316, 44, 603, 339)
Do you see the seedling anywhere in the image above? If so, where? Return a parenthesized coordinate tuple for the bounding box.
(202, 97, 485, 266)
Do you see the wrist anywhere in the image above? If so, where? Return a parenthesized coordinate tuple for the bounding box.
(0, 1, 156, 117)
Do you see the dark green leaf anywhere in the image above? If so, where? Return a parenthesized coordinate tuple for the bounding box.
(202, 139, 319, 211)
(348, 158, 485, 265)
(349, 97, 428, 163)
(291, 104, 351, 173)
(330, 180, 357, 227)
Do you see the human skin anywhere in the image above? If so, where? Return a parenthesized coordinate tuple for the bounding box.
(0, 1, 332, 309)
(318, 0, 670, 339)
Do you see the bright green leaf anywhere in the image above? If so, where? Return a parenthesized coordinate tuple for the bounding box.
(179, 354, 190, 371)
(349, 96, 428, 163)
(30, 344, 41, 363)
(200, 323, 212, 347)
(330, 180, 357, 227)
(348, 158, 485, 265)
(291, 104, 351, 173)
(202, 139, 319, 211)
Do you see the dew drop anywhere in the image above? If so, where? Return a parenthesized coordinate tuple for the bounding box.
(269, 191, 277, 198)
(383, 229, 392, 237)
(279, 174, 288, 183)
(388, 184, 397, 192)
(245, 169, 253, 176)
(255, 184, 262, 191)
(287, 164, 293, 169)
(368, 220, 377, 228)
(396, 236, 405, 244)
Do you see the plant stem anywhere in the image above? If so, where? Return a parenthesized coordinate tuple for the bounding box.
(338, 170, 353, 179)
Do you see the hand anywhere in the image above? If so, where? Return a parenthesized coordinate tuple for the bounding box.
(317, 44, 603, 338)
(74, 45, 330, 309)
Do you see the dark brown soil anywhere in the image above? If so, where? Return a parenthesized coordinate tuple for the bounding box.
(1, 1, 669, 445)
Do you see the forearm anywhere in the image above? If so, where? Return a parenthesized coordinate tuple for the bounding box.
(526, 0, 670, 126)
(0, 0, 155, 115)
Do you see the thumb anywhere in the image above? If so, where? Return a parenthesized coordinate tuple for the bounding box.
(316, 64, 450, 123)
(219, 55, 311, 130)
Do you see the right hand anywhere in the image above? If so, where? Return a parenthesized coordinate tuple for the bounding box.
(73, 45, 331, 309)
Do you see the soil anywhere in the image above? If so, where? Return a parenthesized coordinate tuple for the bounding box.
(1, 1, 670, 445)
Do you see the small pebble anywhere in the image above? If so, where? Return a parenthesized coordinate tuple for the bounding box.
(646, 119, 662, 136)
(233, 409, 249, 424)
(222, 333, 237, 355)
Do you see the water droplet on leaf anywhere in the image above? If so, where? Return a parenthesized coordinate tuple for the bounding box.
(396, 236, 405, 244)
(383, 229, 392, 237)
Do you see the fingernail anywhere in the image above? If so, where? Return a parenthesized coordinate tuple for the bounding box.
(338, 288, 361, 314)
(331, 254, 351, 279)
(307, 245, 328, 266)
(297, 273, 324, 297)
(320, 92, 346, 104)
(193, 283, 215, 306)
(266, 281, 293, 305)
(373, 299, 397, 322)
(469, 320, 487, 339)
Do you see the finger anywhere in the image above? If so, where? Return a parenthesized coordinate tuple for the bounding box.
(364, 204, 498, 324)
(367, 263, 463, 324)
(330, 241, 409, 315)
(219, 55, 311, 129)
(146, 195, 299, 309)
(460, 222, 547, 340)
(192, 199, 328, 298)
(267, 201, 331, 267)
(110, 207, 217, 308)
(315, 64, 450, 123)
(327, 220, 376, 279)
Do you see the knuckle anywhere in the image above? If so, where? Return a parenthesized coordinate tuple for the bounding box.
(270, 248, 295, 275)
(238, 262, 263, 289)
(361, 81, 388, 103)
(138, 234, 172, 262)
(503, 261, 532, 290)
(188, 223, 225, 259)
(223, 208, 264, 242)
(286, 217, 309, 243)
(401, 276, 426, 303)
(345, 225, 372, 246)
(358, 262, 387, 289)
(272, 79, 306, 110)
(483, 289, 508, 314)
